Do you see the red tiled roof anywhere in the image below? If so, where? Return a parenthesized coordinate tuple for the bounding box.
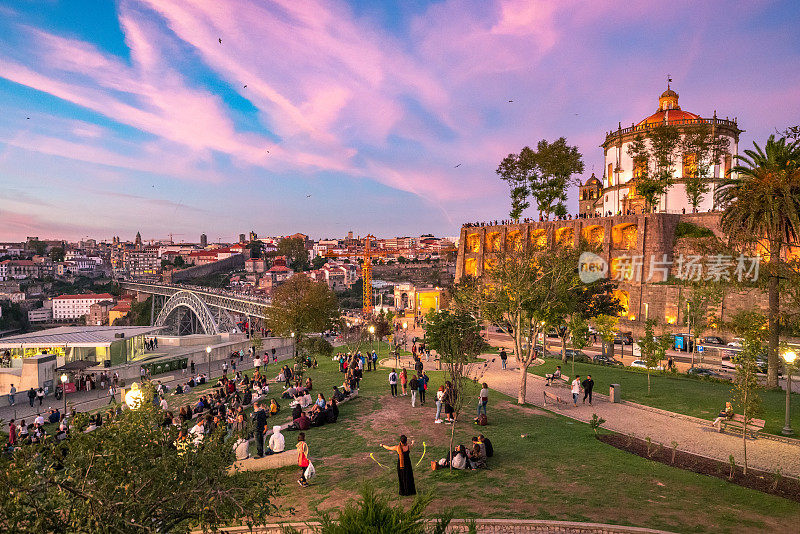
(268, 265, 291, 272)
(54, 293, 115, 301)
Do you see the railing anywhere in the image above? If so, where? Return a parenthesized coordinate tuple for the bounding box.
(605, 117, 739, 141)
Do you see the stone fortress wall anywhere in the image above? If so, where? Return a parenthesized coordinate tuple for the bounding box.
(456, 213, 769, 338)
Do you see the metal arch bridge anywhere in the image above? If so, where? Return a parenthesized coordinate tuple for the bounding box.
(120, 281, 270, 335)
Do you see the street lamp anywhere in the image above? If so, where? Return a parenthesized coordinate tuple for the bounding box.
(124, 382, 144, 409)
(291, 332, 296, 360)
(206, 346, 212, 377)
(368, 325, 376, 355)
(402, 321, 408, 353)
(781, 349, 796, 436)
(60, 373, 68, 415)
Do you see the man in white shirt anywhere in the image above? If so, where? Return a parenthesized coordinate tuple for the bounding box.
(34, 413, 45, 426)
(388, 369, 398, 397)
(160, 396, 169, 411)
(571, 375, 582, 406)
(267, 425, 285, 455)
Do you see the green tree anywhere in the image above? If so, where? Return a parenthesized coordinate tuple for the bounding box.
(496, 138, 584, 220)
(311, 255, 327, 269)
(626, 125, 681, 211)
(251, 330, 263, 354)
(680, 123, 730, 211)
(173, 255, 185, 268)
(0, 384, 277, 533)
(49, 246, 65, 263)
(567, 314, 590, 377)
(727, 311, 766, 475)
(681, 284, 723, 367)
(277, 237, 310, 271)
(266, 274, 340, 371)
(716, 134, 800, 388)
(592, 314, 619, 359)
(424, 309, 487, 464)
(455, 244, 581, 404)
(639, 319, 660, 393)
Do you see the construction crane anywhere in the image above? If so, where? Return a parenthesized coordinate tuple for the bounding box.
(323, 234, 455, 316)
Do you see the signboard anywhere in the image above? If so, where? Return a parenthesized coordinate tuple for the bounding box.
(63, 382, 77, 394)
(697, 345, 704, 353)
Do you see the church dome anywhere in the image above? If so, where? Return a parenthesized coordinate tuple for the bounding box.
(636, 85, 701, 126)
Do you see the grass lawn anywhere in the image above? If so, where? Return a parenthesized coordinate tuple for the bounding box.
(529, 358, 800, 435)
(260, 345, 800, 533)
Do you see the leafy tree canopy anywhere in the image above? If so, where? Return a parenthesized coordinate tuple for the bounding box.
(266, 274, 340, 338)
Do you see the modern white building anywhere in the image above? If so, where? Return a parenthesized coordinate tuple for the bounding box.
(52, 293, 115, 320)
(582, 86, 742, 217)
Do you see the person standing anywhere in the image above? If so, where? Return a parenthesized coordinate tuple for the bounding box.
(571, 375, 581, 406)
(388, 368, 398, 397)
(253, 402, 268, 458)
(400, 368, 408, 396)
(190, 360, 196, 374)
(499, 349, 507, 370)
(477, 382, 489, 417)
(434, 386, 444, 423)
(27, 387, 36, 407)
(8, 419, 16, 447)
(581, 375, 594, 405)
(108, 384, 117, 404)
(409, 374, 419, 407)
(8, 383, 15, 406)
(296, 432, 310, 487)
(381, 435, 416, 496)
(417, 373, 426, 405)
(371, 350, 378, 371)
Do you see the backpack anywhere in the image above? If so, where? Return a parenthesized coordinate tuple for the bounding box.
(409, 378, 418, 390)
(476, 414, 488, 426)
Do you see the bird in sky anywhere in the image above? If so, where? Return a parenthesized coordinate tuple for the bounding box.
(26, 117, 30, 119)
(508, 100, 514, 103)
(306, 194, 312, 198)
(454, 163, 461, 168)
(218, 38, 222, 44)
(243, 84, 247, 88)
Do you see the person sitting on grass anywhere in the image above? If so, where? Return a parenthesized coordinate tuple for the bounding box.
(331, 386, 346, 403)
(305, 377, 313, 391)
(545, 366, 562, 386)
(269, 398, 280, 416)
(309, 393, 326, 415)
(470, 437, 487, 468)
(478, 434, 493, 458)
(287, 411, 310, 431)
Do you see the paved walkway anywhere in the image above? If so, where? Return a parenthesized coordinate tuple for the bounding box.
(382, 351, 800, 478)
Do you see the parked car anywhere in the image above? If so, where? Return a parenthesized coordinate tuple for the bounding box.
(630, 359, 663, 370)
(593, 354, 624, 367)
(687, 367, 722, 378)
(727, 338, 743, 348)
(563, 348, 591, 362)
(613, 332, 634, 345)
(701, 336, 725, 345)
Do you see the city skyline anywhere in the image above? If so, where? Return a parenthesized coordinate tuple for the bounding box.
(1, 0, 799, 242)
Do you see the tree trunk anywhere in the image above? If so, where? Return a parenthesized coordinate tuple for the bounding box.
(518, 365, 528, 404)
(561, 335, 567, 362)
(742, 401, 748, 475)
(767, 243, 780, 388)
(647, 371, 651, 394)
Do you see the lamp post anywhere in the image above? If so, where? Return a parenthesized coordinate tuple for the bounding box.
(368, 325, 376, 355)
(402, 321, 408, 353)
(782, 349, 796, 436)
(60, 373, 68, 415)
(206, 346, 212, 377)
(291, 332, 296, 360)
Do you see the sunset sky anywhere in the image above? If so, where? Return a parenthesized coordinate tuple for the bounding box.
(1, 0, 799, 242)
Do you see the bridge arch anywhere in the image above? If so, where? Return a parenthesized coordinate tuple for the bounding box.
(154, 290, 220, 334)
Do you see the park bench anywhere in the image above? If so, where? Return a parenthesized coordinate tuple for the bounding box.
(545, 373, 569, 387)
(543, 390, 569, 406)
(716, 414, 765, 436)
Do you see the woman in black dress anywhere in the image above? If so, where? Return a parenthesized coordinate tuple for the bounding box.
(381, 435, 416, 496)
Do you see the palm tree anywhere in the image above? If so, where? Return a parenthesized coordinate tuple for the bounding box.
(715, 135, 800, 388)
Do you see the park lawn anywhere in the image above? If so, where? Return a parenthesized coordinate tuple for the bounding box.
(261, 346, 800, 534)
(528, 358, 800, 436)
